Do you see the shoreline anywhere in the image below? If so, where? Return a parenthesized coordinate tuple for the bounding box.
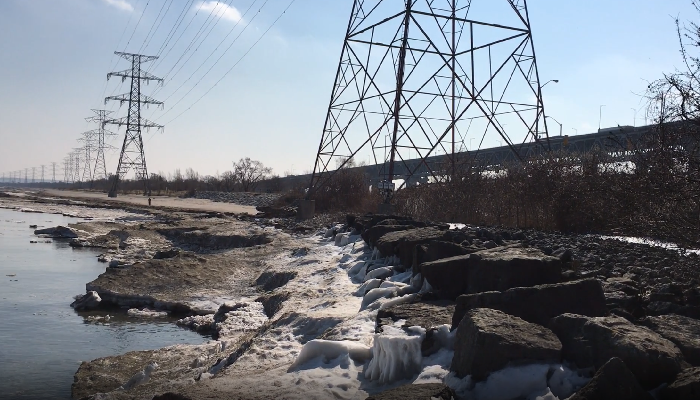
(2, 188, 700, 399)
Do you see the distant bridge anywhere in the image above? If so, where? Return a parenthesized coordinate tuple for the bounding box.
(271, 122, 689, 191)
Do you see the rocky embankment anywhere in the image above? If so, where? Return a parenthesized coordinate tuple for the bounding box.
(69, 210, 700, 400)
(337, 214, 700, 399)
(188, 191, 281, 207)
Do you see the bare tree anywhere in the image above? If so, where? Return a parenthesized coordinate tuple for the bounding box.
(647, 1, 700, 125)
(233, 157, 272, 192)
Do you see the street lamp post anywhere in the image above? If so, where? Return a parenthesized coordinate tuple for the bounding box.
(541, 79, 560, 88)
(631, 108, 637, 127)
(545, 116, 563, 137)
(572, 128, 578, 135)
(599, 105, 606, 131)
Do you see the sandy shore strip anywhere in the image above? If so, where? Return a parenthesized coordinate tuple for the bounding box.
(40, 189, 258, 215)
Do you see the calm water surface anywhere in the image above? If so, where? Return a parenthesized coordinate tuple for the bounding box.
(0, 208, 207, 400)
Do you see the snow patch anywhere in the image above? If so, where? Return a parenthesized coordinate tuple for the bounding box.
(365, 325, 425, 384)
(361, 287, 397, 310)
(365, 266, 393, 281)
(288, 339, 372, 372)
(127, 308, 169, 318)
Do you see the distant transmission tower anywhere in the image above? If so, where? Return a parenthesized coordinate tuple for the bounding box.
(308, 0, 550, 205)
(104, 52, 164, 197)
(72, 149, 82, 183)
(63, 157, 71, 183)
(31, 167, 35, 184)
(41, 165, 45, 183)
(85, 109, 117, 181)
(51, 162, 57, 183)
(24, 168, 28, 184)
(78, 133, 96, 182)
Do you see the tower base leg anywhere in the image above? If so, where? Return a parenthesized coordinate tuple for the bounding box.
(298, 200, 315, 220)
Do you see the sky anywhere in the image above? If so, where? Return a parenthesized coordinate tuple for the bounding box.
(0, 0, 697, 181)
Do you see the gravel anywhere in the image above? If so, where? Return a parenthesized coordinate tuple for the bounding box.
(188, 191, 281, 207)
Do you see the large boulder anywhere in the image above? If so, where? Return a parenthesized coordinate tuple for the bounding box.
(549, 314, 685, 389)
(71, 291, 102, 311)
(34, 225, 78, 239)
(377, 300, 455, 355)
(660, 367, 700, 400)
(362, 225, 413, 248)
(365, 383, 456, 400)
(640, 314, 700, 366)
(376, 227, 451, 269)
(422, 245, 562, 300)
(568, 357, 654, 400)
(452, 279, 608, 328)
(412, 240, 475, 276)
(451, 308, 562, 380)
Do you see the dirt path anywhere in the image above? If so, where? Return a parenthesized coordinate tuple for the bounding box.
(40, 189, 258, 215)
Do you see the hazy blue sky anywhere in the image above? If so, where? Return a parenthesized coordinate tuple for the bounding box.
(0, 0, 696, 180)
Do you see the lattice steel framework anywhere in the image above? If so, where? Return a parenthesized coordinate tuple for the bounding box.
(309, 0, 550, 202)
(105, 52, 164, 198)
(85, 109, 117, 181)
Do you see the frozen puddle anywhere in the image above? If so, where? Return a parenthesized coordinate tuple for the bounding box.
(195, 227, 592, 400)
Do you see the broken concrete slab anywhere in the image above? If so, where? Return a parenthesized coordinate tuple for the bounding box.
(452, 279, 608, 328)
(422, 245, 562, 300)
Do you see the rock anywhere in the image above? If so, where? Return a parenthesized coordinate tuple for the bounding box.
(34, 225, 78, 239)
(549, 314, 684, 389)
(255, 206, 296, 218)
(553, 248, 573, 263)
(452, 279, 608, 328)
(375, 227, 451, 268)
(377, 300, 455, 355)
(71, 291, 102, 311)
(451, 308, 562, 380)
(412, 241, 474, 276)
(365, 383, 456, 400)
(153, 249, 181, 259)
(362, 225, 412, 248)
(568, 357, 654, 400)
(640, 314, 700, 366)
(660, 367, 700, 400)
(152, 393, 194, 400)
(422, 245, 562, 300)
(255, 271, 297, 291)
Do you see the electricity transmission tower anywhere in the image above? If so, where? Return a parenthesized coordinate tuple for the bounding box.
(104, 52, 164, 198)
(78, 133, 96, 182)
(73, 149, 82, 183)
(85, 109, 117, 181)
(63, 157, 71, 183)
(308, 0, 551, 204)
(52, 162, 57, 183)
(24, 168, 28, 184)
(41, 165, 45, 183)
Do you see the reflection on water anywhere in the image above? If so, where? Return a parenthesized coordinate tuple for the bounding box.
(0, 208, 208, 400)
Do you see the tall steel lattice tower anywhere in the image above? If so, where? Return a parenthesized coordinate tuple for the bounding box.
(85, 110, 117, 181)
(309, 0, 550, 203)
(105, 52, 164, 198)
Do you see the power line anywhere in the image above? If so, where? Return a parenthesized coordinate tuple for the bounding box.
(105, 0, 154, 113)
(95, 0, 143, 110)
(150, 0, 229, 86)
(151, 0, 262, 104)
(161, 0, 297, 125)
(139, 0, 175, 54)
(148, 0, 205, 73)
(150, 0, 195, 62)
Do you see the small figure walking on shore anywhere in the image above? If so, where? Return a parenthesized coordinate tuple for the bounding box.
(148, 197, 152, 206)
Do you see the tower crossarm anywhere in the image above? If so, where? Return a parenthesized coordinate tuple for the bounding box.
(114, 51, 158, 63)
(107, 69, 163, 84)
(104, 94, 164, 108)
(103, 116, 164, 130)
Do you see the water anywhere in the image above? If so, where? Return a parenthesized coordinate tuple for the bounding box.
(0, 208, 208, 400)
